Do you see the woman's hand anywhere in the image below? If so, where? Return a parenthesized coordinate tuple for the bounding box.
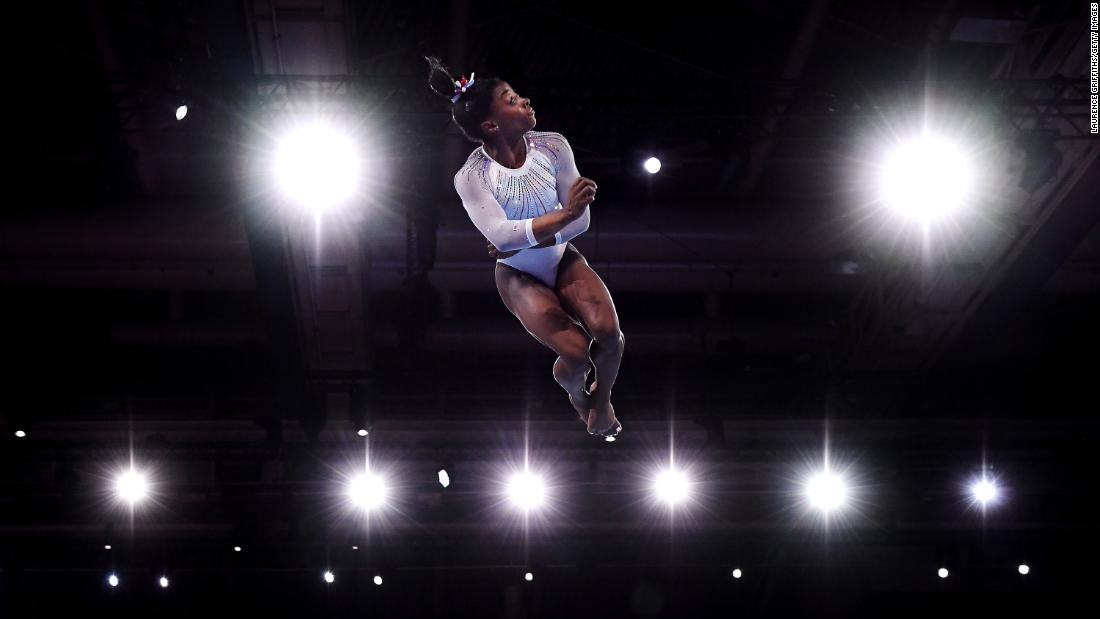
(487, 239, 521, 259)
(565, 177, 597, 219)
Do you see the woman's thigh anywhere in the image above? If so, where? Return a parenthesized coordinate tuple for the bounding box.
(495, 262, 591, 359)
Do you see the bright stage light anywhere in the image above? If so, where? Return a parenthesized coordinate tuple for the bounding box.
(107, 574, 119, 587)
(438, 469, 450, 488)
(159, 576, 170, 588)
(349, 471, 387, 510)
(880, 135, 971, 223)
(524, 572, 534, 582)
(805, 471, 848, 513)
(938, 568, 949, 579)
(644, 157, 662, 174)
(732, 568, 743, 579)
(507, 471, 546, 511)
(275, 123, 360, 212)
(323, 571, 335, 584)
(373, 575, 383, 586)
(653, 468, 690, 505)
(175, 105, 188, 121)
(233, 546, 242, 552)
(14, 430, 26, 438)
(115, 469, 148, 505)
(1018, 564, 1030, 575)
(357, 428, 369, 437)
(970, 478, 999, 506)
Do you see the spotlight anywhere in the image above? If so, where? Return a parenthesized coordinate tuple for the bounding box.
(104, 545, 112, 550)
(604, 435, 616, 443)
(524, 572, 534, 582)
(107, 574, 120, 588)
(373, 575, 383, 586)
(880, 134, 971, 223)
(115, 469, 148, 505)
(352, 546, 359, 551)
(159, 576, 170, 588)
(1018, 564, 1030, 575)
(274, 123, 360, 213)
(438, 469, 450, 488)
(357, 428, 369, 437)
(507, 470, 546, 511)
(323, 571, 335, 584)
(175, 105, 188, 121)
(233, 546, 242, 553)
(14, 430, 26, 438)
(938, 568, 949, 579)
(644, 157, 662, 174)
(732, 569, 743, 579)
(805, 471, 848, 513)
(970, 478, 999, 506)
(349, 471, 387, 510)
(653, 469, 690, 505)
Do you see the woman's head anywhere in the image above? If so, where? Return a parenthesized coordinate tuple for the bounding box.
(426, 56, 536, 143)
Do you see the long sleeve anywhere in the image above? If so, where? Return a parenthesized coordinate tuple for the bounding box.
(550, 134, 590, 245)
(454, 171, 537, 252)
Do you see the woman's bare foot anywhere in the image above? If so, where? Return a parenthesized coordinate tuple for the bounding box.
(586, 400, 618, 436)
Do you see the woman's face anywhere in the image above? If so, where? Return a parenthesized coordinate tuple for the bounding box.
(484, 82, 536, 138)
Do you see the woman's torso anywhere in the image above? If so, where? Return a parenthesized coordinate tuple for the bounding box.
(460, 130, 569, 286)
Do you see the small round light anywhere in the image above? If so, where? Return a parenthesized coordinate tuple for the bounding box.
(104, 544, 112, 550)
(1018, 564, 1030, 575)
(233, 546, 242, 552)
(159, 576, 170, 588)
(107, 574, 119, 587)
(357, 428, 368, 437)
(175, 105, 188, 121)
(524, 572, 534, 582)
(604, 435, 616, 443)
(644, 157, 662, 174)
(352, 545, 359, 550)
(373, 575, 383, 586)
(971, 479, 999, 505)
(14, 430, 26, 438)
(323, 571, 335, 584)
(938, 568, 949, 579)
(732, 569, 743, 579)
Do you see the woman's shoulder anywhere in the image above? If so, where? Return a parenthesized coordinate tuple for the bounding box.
(527, 131, 571, 163)
(454, 147, 492, 185)
(527, 130, 568, 146)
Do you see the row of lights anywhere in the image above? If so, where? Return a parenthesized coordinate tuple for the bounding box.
(107, 463, 1004, 515)
(102, 564, 1034, 590)
(262, 120, 973, 227)
(148, 103, 979, 230)
(104, 571, 383, 589)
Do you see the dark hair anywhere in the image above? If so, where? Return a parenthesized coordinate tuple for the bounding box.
(425, 56, 502, 144)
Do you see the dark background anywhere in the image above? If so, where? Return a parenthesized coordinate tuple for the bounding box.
(2, 0, 1097, 616)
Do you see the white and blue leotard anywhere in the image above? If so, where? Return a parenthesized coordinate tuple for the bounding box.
(453, 130, 591, 288)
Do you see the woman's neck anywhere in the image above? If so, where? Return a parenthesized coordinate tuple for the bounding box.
(483, 133, 527, 169)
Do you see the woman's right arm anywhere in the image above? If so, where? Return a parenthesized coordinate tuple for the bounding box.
(454, 172, 581, 252)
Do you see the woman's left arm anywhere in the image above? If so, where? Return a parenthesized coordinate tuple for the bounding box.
(551, 133, 590, 245)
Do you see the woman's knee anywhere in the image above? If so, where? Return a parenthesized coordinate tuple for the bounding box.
(590, 324, 624, 347)
(552, 319, 592, 365)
